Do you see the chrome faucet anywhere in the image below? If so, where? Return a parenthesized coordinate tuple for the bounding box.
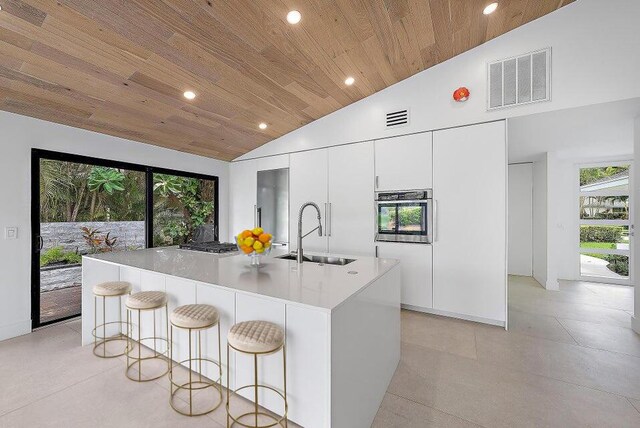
(297, 202, 323, 263)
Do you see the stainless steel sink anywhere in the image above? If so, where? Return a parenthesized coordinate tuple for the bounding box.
(276, 253, 356, 266)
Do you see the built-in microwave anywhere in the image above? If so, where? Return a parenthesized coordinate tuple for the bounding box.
(375, 189, 433, 244)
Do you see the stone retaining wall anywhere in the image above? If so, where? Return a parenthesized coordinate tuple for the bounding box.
(41, 265, 82, 292)
(41, 221, 145, 253)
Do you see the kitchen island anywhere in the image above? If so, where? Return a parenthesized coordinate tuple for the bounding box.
(81, 247, 400, 428)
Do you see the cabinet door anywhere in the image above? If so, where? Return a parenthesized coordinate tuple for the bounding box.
(328, 142, 375, 256)
(230, 159, 258, 240)
(289, 149, 329, 253)
(376, 242, 433, 308)
(374, 132, 433, 191)
(432, 121, 506, 323)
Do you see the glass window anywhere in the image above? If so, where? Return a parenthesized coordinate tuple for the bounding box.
(397, 205, 425, 233)
(153, 173, 217, 246)
(580, 253, 629, 279)
(580, 196, 629, 220)
(580, 225, 629, 250)
(579, 166, 629, 193)
(378, 205, 397, 234)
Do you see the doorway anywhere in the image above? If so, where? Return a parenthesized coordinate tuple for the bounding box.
(578, 162, 633, 285)
(31, 150, 219, 328)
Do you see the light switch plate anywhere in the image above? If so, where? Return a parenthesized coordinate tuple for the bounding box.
(4, 227, 18, 239)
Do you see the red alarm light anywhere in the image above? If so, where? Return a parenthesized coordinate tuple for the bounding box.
(453, 87, 470, 102)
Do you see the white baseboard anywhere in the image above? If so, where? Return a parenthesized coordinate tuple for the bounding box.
(402, 304, 506, 328)
(0, 319, 31, 342)
(632, 316, 640, 335)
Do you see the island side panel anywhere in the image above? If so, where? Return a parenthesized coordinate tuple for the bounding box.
(81, 258, 120, 346)
(286, 304, 331, 428)
(164, 277, 196, 370)
(195, 282, 236, 390)
(235, 293, 286, 415)
(330, 264, 401, 428)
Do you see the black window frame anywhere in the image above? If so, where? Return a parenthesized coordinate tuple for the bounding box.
(31, 148, 219, 328)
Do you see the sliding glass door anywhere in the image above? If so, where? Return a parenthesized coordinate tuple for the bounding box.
(32, 150, 218, 328)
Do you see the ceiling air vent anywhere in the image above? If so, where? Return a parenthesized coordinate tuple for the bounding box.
(488, 48, 551, 110)
(386, 109, 409, 128)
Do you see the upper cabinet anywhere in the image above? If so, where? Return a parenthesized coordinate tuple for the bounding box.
(374, 132, 433, 191)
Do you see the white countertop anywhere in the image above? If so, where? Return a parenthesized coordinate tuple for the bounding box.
(85, 247, 399, 311)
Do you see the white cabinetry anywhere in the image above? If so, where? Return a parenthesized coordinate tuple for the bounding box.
(328, 142, 375, 256)
(432, 121, 507, 324)
(230, 159, 258, 238)
(289, 149, 329, 252)
(374, 132, 433, 191)
(290, 143, 375, 256)
(376, 242, 432, 308)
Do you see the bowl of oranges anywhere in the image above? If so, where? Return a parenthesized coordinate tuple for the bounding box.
(236, 227, 273, 265)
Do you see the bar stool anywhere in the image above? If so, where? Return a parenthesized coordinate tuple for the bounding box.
(226, 320, 288, 428)
(92, 281, 132, 358)
(169, 304, 223, 416)
(125, 291, 170, 382)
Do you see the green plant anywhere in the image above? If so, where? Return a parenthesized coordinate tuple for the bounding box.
(580, 226, 623, 244)
(40, 246, 81, 267)
(88, 167, 125, 194)
(604, 255, 629, 276)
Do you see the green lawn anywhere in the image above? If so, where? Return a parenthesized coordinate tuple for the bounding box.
(580, 242, 616, 249)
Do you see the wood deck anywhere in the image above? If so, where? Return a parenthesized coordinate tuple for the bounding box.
(40, 285, 81, 324)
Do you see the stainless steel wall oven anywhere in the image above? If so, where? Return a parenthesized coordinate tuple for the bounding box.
(375, 189, 433, 243)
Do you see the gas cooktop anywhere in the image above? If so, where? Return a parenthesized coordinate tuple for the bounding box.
(178, 241, 238, 254)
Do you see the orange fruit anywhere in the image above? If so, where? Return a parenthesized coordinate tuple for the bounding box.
(258, 233, 272, 243)
(241, 245, 253, 254)
(241, 230, 253, 238)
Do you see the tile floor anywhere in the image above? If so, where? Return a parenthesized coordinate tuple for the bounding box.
(0, 276, 638, 427)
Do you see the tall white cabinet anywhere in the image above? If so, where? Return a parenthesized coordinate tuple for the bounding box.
(289, 143, 375, 256)
(289, 150, 329, 252)
(432, 121, 507, 325)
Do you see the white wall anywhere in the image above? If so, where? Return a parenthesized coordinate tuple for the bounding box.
(634, 117, 640, 334)
(0, 111, 229, 341)
(238, 0, 640, 161)
(532, 156, 548, 288)
(508, 163, 533, 276)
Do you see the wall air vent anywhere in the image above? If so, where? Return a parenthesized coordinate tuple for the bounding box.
(385, 109, 409, 128)
(487, 47, 551, 110)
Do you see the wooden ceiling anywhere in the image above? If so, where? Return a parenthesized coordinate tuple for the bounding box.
(0, 0, 574, 161)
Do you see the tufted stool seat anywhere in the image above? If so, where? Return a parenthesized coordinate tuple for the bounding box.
(170, 304, 219, 329)
(228, 321, 285, 354)
(126, 291, 167, 310)
(168, 303, 223, 416)
(93, 281, 131, 297)
(226, 320, 288, 427)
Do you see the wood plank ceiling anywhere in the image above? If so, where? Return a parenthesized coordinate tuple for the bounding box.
(0, 0, 574, 161)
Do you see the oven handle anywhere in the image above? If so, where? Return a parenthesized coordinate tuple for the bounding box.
(375, 199, 429, 205)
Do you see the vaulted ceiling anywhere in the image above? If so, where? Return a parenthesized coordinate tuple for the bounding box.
(0, 0, 574, 161)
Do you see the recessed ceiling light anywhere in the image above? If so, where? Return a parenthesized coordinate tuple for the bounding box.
(287, 10, 301, 24)
(483, 3, 498, 15)
(183, 90, 196, 100)
(344, 76, 355, 86)
(258, 123, 268, 130)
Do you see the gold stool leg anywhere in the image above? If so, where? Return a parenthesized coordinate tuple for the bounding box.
(102, 296, 106, 358)
(254, 353, 259, 427)
(283, 345, 288, 428)
(227, 343, 231, 428)
(137, 309, 141, 382)
(189, 328, 193, 416)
